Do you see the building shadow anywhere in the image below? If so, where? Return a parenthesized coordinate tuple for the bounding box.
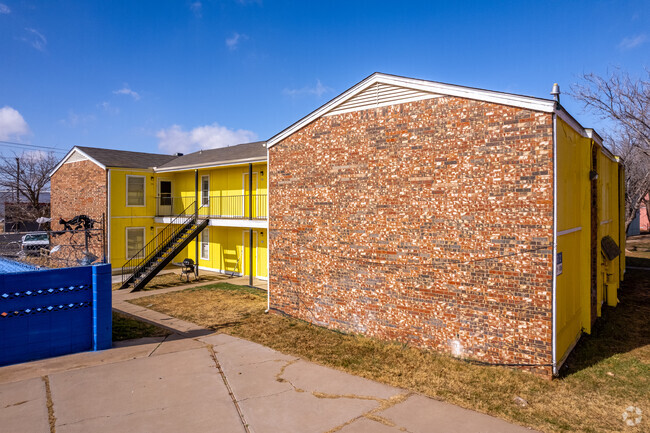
(559, 260, 650, 377)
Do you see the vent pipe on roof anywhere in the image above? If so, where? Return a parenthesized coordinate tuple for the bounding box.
(550, 83, 560, 103)
(174, 152, 184, 156)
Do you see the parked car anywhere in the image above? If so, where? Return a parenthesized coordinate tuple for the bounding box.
(20, 232, 50, 255)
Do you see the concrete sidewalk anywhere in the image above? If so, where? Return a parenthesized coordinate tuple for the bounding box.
(0, 331, 539, 433)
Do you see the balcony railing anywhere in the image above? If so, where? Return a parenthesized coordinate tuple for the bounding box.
(156, 195, 267, 220)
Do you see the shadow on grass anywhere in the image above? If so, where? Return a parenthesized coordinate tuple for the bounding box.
(560, 263, 650, 377)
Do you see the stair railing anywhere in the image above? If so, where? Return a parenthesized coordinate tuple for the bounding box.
(121, 201, 197, 287)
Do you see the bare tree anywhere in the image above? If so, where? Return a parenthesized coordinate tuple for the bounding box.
(0, 151, 59, 222)
(571, 69, 650, 231)
(609, 131, 650, 231)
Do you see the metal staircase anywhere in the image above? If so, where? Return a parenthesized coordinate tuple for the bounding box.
(119, 202, 208, 292)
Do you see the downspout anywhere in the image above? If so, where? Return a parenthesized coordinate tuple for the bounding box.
(551, 112, 558, 375)
(249, 163, 254, 287)
(195, 169, 199, 278)
(265, 146, 270, 313)
(107, 169, 111, 267)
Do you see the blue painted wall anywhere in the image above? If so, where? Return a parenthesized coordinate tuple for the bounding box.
(0, 264, 111, 366)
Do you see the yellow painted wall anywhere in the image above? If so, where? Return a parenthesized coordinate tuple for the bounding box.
(108, 169, 157, 269)
(108, 163, 268, 277)
(556, 119, 592, 359)
(179, 225, 268, 277)
(555, 119, 624, 362)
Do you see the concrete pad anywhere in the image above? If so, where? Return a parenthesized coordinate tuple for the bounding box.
(238, 387, 380, 433)
(0, 377, 50, 433)
(337, 418, 403, 433)
(149, 334, 207, 357)
(224, 359, 294, 401)
(0, 340, 163, 384)
(378, 395, 540, 433)
(204, 335, 297, 368)
(49, 347, 245, 433)
(282, 360, 402, 400)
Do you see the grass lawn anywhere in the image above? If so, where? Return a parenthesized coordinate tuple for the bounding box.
(129, 268, 649, 433)
(112, 312, 172, 341)
(111, 271, 229, 291)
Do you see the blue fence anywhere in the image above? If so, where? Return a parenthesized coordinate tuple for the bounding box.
(0, 264, 112, 366)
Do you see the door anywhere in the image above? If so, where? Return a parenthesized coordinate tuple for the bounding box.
(242, 173, 258, 218)
(241, 230, 259, 277)
(159, 180, 172, 216)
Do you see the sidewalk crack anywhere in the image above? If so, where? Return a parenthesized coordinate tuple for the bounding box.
(42, 375, 57, 433)
(207, 345, 251, 433)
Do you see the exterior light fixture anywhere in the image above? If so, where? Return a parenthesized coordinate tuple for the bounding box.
(589, 170, 599, 181)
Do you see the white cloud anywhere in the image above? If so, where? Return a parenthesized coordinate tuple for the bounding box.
(0, 3, 10, 14)
(156, 123, 258, 154)
(98, 101, 120, 115)
(23, 28, 47, 51)
(283, 79, 331, 98)
(190, 1, 202, 17)
(0, 106, 30, 140)
(59, 110, 95, 127)
(113, 85, 141, 100)
(618, 34, 647, 50)
(226, 32, 247, 50)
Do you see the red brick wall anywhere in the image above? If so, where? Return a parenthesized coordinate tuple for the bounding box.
(50, 160, 107, 263)
(269, 96, 555, 375)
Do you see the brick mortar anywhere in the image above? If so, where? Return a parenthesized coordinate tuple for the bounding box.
(269, 96, 554, 376)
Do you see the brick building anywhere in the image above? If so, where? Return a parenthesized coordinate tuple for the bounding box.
(50, 147, 177, 265)
(266, 73, 624, 377)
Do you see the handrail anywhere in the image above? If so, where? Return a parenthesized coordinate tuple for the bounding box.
(121, 201, 197, 287)
(155, 194, 267, 219)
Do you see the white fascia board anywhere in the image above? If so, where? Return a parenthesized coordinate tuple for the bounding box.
(153, 157, 267, 173)
(267, 73, 557, 148)
(49, 147, 107, 177)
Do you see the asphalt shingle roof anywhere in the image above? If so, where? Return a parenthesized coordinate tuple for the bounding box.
(156, 141, 267, 170)
(76, 146, 178, 169)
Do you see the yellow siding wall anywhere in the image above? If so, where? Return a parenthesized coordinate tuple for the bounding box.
(109, 163, 267, 278)
(555, 119, 624, 362)
(556, 119, 592, 359)
(109, 169, 157, 269)
(171, 226, 268, 277)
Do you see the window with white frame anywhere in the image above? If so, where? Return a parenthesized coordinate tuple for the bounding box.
(126, 176, 145, 206)
(200, 228, 209, 260)
(126, 227, 145, 258)
(201, 175, 209, 207)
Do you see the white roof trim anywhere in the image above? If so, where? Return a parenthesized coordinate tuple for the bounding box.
(267, 73, 557, 148)
(153, 156, 266, 173)
(49, 147, 106, 177)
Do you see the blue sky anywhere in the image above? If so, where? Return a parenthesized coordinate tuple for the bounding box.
(0, 0, 648, 158)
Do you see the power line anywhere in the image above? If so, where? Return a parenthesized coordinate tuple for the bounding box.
(0, 140, 67, 154)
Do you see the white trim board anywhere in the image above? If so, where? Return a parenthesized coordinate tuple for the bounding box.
(557, 227, 582, 236)
(267, 72, 557, 148)
(50, 147, 107, 177)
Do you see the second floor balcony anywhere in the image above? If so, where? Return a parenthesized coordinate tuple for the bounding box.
(156, 194, 267, 220)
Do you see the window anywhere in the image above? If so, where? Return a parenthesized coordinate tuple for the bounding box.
(201, 175, 209, 207)
(126, 227, 145, 258)
(127, 176, 145, 206)
(200, 228, 209, 260)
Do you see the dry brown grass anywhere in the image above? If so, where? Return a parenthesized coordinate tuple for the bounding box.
(130, 272, 650, 433)
(111, 271, 229, 291)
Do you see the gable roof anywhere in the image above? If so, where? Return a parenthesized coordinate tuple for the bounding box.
(267, 72, 558, 148)
(50, 146, 178, 176)
(76, 146, 178, 168)
(155, 141, 267, 172)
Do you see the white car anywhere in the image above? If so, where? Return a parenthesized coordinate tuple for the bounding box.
(20, 232, 50, 255)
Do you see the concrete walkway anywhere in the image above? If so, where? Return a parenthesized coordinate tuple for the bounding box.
(0, 333, 539, 433)
(1, 281, 538, 433)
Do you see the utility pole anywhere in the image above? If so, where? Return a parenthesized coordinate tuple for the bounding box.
(15, 157, 20, 204)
